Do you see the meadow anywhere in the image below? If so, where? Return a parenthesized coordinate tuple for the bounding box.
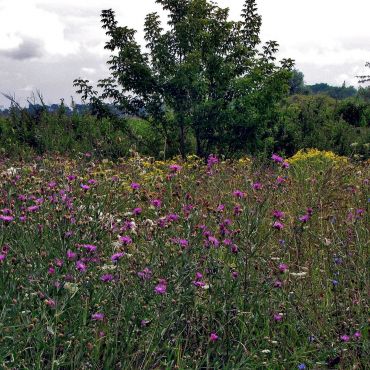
(0, 149, 368, 369)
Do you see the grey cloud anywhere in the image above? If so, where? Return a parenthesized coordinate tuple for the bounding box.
(0, 37, 44, 60)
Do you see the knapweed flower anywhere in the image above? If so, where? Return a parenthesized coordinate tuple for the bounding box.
(80, 184, 90, 191)
(252, 182, 262, 190)
(100, 274, 114, 282)
(137, 267, 153, 280)
(273, 210, 285, 220)
(0, 215, 14, 223)
(299, 214, 310, 223)
(82, 244, 97, 252)
(91, 313, 104, 321)
(111, 252, 124, 262)
(273, 221, 284, 230)
(340, 335, 350, 342)
(271, 153, 284, 163)
(209, 332, 219, 342)
(279, 263, 288, 273)
(353, 331, 361, 339)
(233, 190, 245, 198)
(119, 235, 132, 245)
(67, 249, 77, 260)
(150, 199, 161, 208)
(273, 280, 283, 288)
(132, 207, 142, 215)
(273, 313, 283, 321)
(76, 260, 87, 272)
(231, 271, 239, 279)
(207, 154, 219, 168)
(154, 279, 167, 294)
(130, 182, 140, 190)
(169, 164, 182, 173)
(45, 299, 56, 308)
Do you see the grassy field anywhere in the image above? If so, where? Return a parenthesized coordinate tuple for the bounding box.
(0, 150, 368, 369)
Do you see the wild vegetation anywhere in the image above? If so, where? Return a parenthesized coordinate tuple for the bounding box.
(0, 151, 368, 369)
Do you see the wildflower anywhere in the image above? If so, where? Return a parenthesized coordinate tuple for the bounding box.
(45, 299, 56, 308)
(271, 153, 284, 163)
(150, 199, 161, 208)
(216, 204, 225, 212)
(273, 210, 285, 220)
(154, 279, 167, 294)
(67, 249, 77, 260)
(166, 213, 179, 222)
(233, 190, 245, 198)
(0, 215, 14, 223)
(111, 252, 124, 262)
(297, 364, 306, 370)
(332, 279, 339, 286)
(274, 280, 283, 288)
(76, 260, 87, 272)
(137, 267, 152, 280)
(340, 335, 350, 342)
(209, 332, 219, 342)
(92, 313, 104, 321)
(119, 235, 132, 245)
(48, 267, 55, 275)
(273, 221, 284, 230)
(169, 164, 182, 172)
(178, 239, 189, 248)
(353, 331, 361, 339)
(130, 182, 140, 190)
(207, 154, 219, 168)
(82, 244, 97, 252)
(141, 319, 151, 327)
(87, 179, 97, 185)
(231, 271, 239, 279)
(252, 182, 262, 190)
(100, 274, 114, 282)
(0, 254, 6, 262)
(233, 204, 242, 215)
(80, 184, 90, 191)
(279, 263, 288, 273)
(273, 313, 283, 321)
(282, 161, 290, 168)
(132, 207, 142, 215)
(299, 214, 310, 223)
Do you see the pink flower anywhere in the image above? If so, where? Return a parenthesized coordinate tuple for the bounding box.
(76, 260, 87, 272)
(0, 215, 14, 223)
(340, 335, 350, 342)
(82, 244, 97, 252)
(273, 313, 283, 321)
(209, 332, 219, 342)
(132, 207, 142, 215)
(273, 210, 285, 220)
(353, 331, 361, 339)
(100, 274, 114, 282)
(130, 182, 140, 190)
(273, 221, 284, 230)
(67, 249, 77, 260)
(92, 313, 104, 321)
(119, 236, 132, 245)
(233, 190, 245, 198)
(80, 184, 90, 191)
(154, 279, 167, 294)
(169, 164, 182, 173)
(111, 252, 124, 262)
(271, 153, 284, 163)
(150, 199, 161, 208)
(252, 182, 262, 190)
(299, 214, 310, 223)
(279, 263, 288, 273)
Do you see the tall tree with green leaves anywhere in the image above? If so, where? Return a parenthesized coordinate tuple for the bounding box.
(74, 0, 294, 158)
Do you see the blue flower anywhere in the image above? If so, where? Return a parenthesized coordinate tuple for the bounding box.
(298, 364, 306, 370)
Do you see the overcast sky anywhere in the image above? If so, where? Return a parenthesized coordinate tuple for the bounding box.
(0, 0, 369, 107)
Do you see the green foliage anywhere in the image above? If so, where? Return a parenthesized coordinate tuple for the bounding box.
(74, 0, 294, 158)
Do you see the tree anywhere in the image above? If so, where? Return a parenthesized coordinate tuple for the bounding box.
(74, 0, 294, 158)
(357, 62, 370, 84)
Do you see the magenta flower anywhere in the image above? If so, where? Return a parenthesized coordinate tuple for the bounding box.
(80, 184, 90, 191)
(353, 331, 361, 339)
(100, 274, 114, 282)
(274, 280, 283, 288)
(111, 252, 124, 262)
(273, 221, 284, 230)
(299, 214, 310, 223)
(119, 236, 132, 245)
(0, 215, 14, 223)
(130, 182, 140, 190)
(154, 279, 167, 294)
(273, 210, 285, 220)
(92, 313, 104, 321)
(150, 199, 161, 208)
(233, 190, 245, 198)
(271, 153, 284, 163)
(279, 263, 288, 273)
(76, 260, 87, 272)
(282, 161, 290, 168)
(67, 249, 77, 260)
(0, 254, 6, 262)
(82, 244, 97, 252)
(169, 164, 182, 173)
(209, 332, 219, 342)
(252, 182, 262, 190)
(137, 267, 153, 280)
(273, 313, 283, 321)
(340, 335, 350, 342)
(231, 271, 239, 279)
(45, 299, 56, 308)
(132, 207, 142, 215)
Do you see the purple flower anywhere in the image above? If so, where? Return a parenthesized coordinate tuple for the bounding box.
(252, 182, 262, 190)
(80, 184, 90, 191)
(100, 274, 114, 282)
(92, 313, 104, 321)
(76, 260, 87, 272)
(297, 364, 306, 370)
(169, 164, 182, 173)
(150, 199, 161, 208)
(209, 332, 219, 342)
(137, 267, 152, 280)
(82, 244, 97, 252)
(111, 252, 124, 262)
(353, 331, 361, 339)
(279, 263, 288, 273)
(273, 313, 283, 321)
(271, 153, 284, 163)
(130, 182, 140, 190)
(299, 214, 310, 223)
(119, 236, 132, 245)
(154, 279, 167, 294)
(0, 215, 14, 223)
(273, 221, 284, 230)
(233, 190, 245, 198)
(340, 335, 350, 342)
(67, 250, 77, 260)
(132, 207, 142, 215)
(273, 210, 285, 220)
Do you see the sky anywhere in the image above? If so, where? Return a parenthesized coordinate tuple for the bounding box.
(0, 0, 369, 108)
